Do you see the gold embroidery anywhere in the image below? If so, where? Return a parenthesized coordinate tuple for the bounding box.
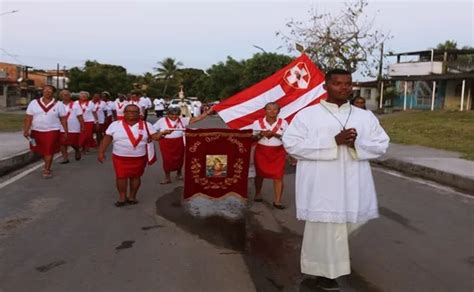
(190, 158, 245, 190)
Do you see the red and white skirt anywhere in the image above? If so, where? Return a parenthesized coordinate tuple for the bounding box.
(60, 132, 80, 147)
(112, 154, 147, 179)
(79, 122, 97, 148)
(254, 144, 286, 179)
(159, 137, 184, 172)
(30, 130, 60, 156)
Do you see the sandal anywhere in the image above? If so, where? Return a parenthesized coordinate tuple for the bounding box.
(114, 201, 127, 207)
(160, 180, 171, 185)
(75, 151, 82, 161)
(42, 170, 53, 179)
(254, 197, 263, 202)
(273, 202, 286, 210)
(59, 159, 70, 164)
(126, 199, 139, 205)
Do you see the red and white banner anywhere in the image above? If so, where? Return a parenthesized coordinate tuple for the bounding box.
(213, 54, 326, 129)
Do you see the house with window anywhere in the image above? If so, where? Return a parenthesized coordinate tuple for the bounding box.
(383, 49, 473, 111)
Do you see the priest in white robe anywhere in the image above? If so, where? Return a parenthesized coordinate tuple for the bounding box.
(282, 69, 389, 290)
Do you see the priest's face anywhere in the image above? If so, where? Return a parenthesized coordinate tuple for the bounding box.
(324, 74, 353, 101)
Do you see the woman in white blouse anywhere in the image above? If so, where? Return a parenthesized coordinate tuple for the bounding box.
(98, 104, 171, 207)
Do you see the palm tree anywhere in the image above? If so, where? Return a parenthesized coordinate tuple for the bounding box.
(154, 58, 183, 95)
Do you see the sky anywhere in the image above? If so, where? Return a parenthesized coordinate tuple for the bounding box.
(0, 0, 473, 80)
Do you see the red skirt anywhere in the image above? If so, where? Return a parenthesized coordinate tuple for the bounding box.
(79, 122, 97, 148)
(30, 130, 60, 156)
(254, 144, 286, 179)
(60, 132, 80, 147)
(159, 137, 184, 172)
(112, 154, 147, 179)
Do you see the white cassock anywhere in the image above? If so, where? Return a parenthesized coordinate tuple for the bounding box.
(282, 100, 389, 279)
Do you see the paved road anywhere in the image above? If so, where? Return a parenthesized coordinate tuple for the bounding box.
(0, 116, 472, 292)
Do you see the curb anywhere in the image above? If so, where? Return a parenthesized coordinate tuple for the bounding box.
(0, 150, 40, 177)
(372, 158, 474, 195)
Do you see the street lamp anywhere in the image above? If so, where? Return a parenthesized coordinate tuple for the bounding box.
(0, 10, 19, 16)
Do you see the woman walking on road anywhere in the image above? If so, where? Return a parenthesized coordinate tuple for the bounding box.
(23, 85, 68, 178)
(98, 104, 171, 207)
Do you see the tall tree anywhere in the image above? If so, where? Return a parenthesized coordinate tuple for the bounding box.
(436, 40, 458, 50)
(153, 58, 183, 96)
(68, 60, 133, 97)
(277, 0, 390, 76)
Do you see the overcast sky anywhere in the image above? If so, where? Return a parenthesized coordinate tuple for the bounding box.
(0, 0, 472, 80)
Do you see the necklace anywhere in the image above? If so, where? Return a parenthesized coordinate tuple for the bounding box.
(320, 102, 352, 130)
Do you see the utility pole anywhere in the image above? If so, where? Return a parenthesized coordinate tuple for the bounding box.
(378, 42, 384, 110)
(56, 63, 60, 95)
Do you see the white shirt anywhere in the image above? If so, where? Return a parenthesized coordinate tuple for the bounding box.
(60, 101, 82, 133)
(153, 117, 190, 139)
(105, 101, 115, 117)
(251, 117, 288, 147)
(26, 98, 67, 132)
(114, 100, 128, 118)
(140, 96, 153, 109)
(192, 101, 202, 117)
(282, 100, 390, 223)
(153, 98, 165, 111)
(92, 100, 107, 124)
(106, 120, 157, 157)
(78, 101, 96, 122)
(129, 99, 148, 115)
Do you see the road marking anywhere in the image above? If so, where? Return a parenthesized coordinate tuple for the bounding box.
(0, 153, 63, 190)
(373, 166, 473, 200)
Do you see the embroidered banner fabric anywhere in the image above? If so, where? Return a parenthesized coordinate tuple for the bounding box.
(183, 128, 253, 202)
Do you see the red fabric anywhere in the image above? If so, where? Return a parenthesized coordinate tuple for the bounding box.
(30, 130, 60, 156)
(254, 144, 286, 179)
(60, 132, 80, 147)
(159, 137, 184, 172)
(116, 116, 124, 121)
(112, 154, 147, 179)
(79, 122, 97, 148)
(213, 54, 326, 129)
(183, 128, 253, 200)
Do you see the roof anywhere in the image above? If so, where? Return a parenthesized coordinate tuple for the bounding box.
(388, 49, 474, 57)
(388, 73, 474, 81)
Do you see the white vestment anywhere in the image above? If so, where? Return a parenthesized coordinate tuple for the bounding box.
(282, 100, 389, 278)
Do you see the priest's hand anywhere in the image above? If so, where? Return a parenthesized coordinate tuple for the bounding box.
(335, 128, 357, 146)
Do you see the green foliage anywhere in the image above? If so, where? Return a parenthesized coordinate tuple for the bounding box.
(0, 113, 24, 132)
(68, 60, 133, 97)
(153, 58, 183, 95)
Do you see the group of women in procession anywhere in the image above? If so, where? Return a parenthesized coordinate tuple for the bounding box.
(23, 84, 369, 208)
(23, 69, 385, 290)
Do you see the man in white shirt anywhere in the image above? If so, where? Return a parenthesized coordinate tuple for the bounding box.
(282, 69, 389, 290)
(140, 94, 153, 121)
(153, 97, 166, 118)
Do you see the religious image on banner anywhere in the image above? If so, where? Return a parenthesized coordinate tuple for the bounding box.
(183, 128, 253, 219)
(206, 155, 228, 178)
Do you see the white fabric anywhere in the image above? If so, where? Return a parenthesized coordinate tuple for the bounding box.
(301, 221, 363, 279)
(153, 98, 165, 110)
(152, 117, 190, 139)
(60, 101, 82, 133)
(26, 98, 66, 132)
(105, 101, 114, 117)
(140, 96, 153, 109)
(282, 100, 389, 223)
(78, 101, 96, 122)
(93, 100, 107, 124)
(251, 117, 288, 146)
(192, 101, 202, 117)
(129, 99, 148, 115)
(114, 100, 128, 118)
(105, 121, 157, 157)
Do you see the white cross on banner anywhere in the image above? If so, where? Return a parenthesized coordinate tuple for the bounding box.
(213, 54, 327, 129)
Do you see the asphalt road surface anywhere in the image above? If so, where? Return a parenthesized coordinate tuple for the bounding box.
(0, 116, 472, 292)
